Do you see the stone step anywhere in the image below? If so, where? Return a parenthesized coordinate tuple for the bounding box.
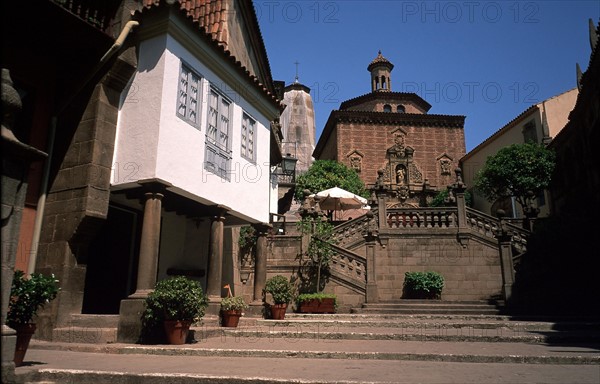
(253, 317, 600, 331)
(27, 339, 600, 365)
(65, 314, 120, 328)
(52, 326, 117, 344)
(352, 307, 503, 315)
(211, 329, 600, 344)
(19, 345, 600, 384)
(352, 300, 504, 315)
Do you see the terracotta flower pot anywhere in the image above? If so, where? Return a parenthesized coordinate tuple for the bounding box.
(13, 323, 36, 367)
(221, 310, 242, 327)
(299, 298, 336, 313)
(163, 320, 192, 345)
(270, 303, 288, 320)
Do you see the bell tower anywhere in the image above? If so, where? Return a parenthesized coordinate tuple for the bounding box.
(368, 51, 394, 92)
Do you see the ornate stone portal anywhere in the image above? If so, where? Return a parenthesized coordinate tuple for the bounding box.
(377, 130, 435, 207)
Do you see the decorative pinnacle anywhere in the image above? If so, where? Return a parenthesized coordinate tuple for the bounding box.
(294, 60, 300, 83)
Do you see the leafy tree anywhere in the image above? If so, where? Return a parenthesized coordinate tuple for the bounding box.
(297, 216, 335, 293)
(294, 160, 367, 201)
(473, 143, 555, 212)
(429, 189, 473, 207)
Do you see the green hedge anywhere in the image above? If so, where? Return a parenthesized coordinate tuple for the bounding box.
(402, 271, 444, 299)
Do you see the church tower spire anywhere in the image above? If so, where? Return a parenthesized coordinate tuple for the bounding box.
(368, 50, 394, 92)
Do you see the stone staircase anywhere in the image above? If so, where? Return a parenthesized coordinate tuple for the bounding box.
(51, 314, 119, 344)
(351, 300, 505, 315)
(20, 308, 600, 384)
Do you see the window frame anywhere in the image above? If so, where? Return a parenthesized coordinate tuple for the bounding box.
(204, 86, 233, 180)
(241, 112, 257, 163)
(176, 61, 203, 128)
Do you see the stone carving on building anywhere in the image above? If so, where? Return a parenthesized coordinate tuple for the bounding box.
(437, 153, 453, 176)
(387, 131, 407, 159)
(382, 129, 424, 186)
(395, 165, 406, 184)
(346, 150, 364, 173)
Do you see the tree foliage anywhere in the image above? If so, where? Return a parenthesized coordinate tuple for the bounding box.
(429, 189, 473, 207)
(294, 160, 367, 201)
(297, 216, 336, 293)
(473, 143, 555, 211)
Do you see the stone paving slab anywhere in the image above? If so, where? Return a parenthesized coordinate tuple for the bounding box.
(15, 349, 600, 384)
(27, 335, 600, 364)
(214, 323, 600, 343)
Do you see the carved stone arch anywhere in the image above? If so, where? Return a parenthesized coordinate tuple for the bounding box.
(346, 150, 364, 172)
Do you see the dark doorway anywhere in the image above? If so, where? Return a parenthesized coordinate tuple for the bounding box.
(82, 204, 141, 314)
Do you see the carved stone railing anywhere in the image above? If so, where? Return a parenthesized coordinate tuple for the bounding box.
(331, 210, 376, 249)
(465, 207, 500, 239)
(386, 207, 458, 229)
(465, 207, 529, 256)
(329, 243, 366, 293)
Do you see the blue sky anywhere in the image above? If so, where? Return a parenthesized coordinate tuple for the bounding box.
(254, 0, 599, 152)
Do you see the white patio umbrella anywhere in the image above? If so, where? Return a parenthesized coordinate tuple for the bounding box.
(311, 187, 368, 211)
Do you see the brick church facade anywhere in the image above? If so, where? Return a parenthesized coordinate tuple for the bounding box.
(313, 52, 466, 203)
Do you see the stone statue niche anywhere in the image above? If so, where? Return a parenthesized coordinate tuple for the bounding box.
(395, 164, 406, 185)
(376, 132, 437, 207)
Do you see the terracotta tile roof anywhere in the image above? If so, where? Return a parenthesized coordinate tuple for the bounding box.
(340, 91, 432, 113)
(328, 110, 465, 127)
(368, 50, 394, 71)
(139, 0, 281, 110)
(142, 0, 227, 42)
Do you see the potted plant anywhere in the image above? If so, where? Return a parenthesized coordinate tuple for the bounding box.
(296, 293, 337, 314)
(402, 271, 445, 299)
(264, 275, 294, 320)
(7, 270, 60, 367)
(141, 276, 207, 345)
(220, 284, 248, 327)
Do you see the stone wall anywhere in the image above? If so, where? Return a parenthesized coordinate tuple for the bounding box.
(35, 52, 136, 340)
(376, 233, 501, 301)
(265, 218, 504, 308)
(336, 122, 466, 188)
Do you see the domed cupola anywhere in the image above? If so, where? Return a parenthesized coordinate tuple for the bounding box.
(368, 51, 394, 92)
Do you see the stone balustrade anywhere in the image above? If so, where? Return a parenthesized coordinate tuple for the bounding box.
(331, 211, 375, 248)
(386, 208, 458, 228)
(329, 244, 367, 291)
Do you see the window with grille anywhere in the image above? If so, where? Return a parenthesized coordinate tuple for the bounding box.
(176, 63, 201, 127)
(241, 113, 256, 162)
(205, 87, 232, 180)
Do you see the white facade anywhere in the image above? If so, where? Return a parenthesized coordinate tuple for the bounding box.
(114, 25, 275, 224)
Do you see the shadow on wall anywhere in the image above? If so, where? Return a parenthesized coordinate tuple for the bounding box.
(510, 207, 600, 317)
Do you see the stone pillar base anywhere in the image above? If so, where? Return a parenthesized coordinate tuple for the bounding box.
(247, 301, 267, 317)
(205, 300, 222, 317)
(1, 325, 16, 384)
(117, 298, 146, 343)
(366, 283, 379, 303)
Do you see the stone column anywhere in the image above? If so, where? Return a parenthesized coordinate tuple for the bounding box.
(495, 210, 515, 303)
(364, 212, 379, 303)
(1, 69, 47, 382)
(252, 223, 271, 303)
(129, 192, 163, 299)
(118, 190, 164, 342)
(206, 211, 227, 301)
(452, 168, 469, 247)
